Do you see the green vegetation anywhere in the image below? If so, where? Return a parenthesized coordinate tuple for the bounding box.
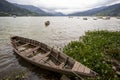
(0, 12, 9, 16)
(3, 73, 25, 80)
(2, 69, 28, 80)
(63, 31, 120, 79)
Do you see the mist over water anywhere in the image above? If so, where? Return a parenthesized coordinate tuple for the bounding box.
(0, 17, 120, 79)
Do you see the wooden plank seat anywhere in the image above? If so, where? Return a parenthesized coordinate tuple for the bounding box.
(31, 51, 51, 62)
(17, 43, 30, 52)
(59, 62, 65, 68)
(43, 52, 68, 68)
(17, 47, 26, 52)
(45, 60, 57, 67)
(44, 57, 68, 68)
(18, 43, 29, 48)
(44, 59, 65, 68)
(21, 46, 40, 55)
(45, 61, 66, 68)
(13, 40, 20, 43)
(39, 57, 49, 63)
(58, 57, 68, 68)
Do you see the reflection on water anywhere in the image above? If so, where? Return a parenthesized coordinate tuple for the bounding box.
(0, 17, 120, 79)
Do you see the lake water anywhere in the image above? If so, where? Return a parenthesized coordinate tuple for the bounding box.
(0, 17, 120, 80)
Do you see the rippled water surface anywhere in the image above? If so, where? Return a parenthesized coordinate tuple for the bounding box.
(0, 17, 120, 80)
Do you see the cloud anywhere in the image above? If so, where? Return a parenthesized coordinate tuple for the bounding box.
(92, 0, 120, 7)
(7, 0, 120, 14)
(101, 0, 120, 5)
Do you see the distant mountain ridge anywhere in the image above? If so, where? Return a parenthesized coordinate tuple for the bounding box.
(13, 3, 64, 16)
(13, 3, 53, 16)
(69, 3, 120, 16)
(0, 0, 39, 16)
(69, 7, 107, 16)
(0, 0, 63, 16)
(95, 3, 120, 16)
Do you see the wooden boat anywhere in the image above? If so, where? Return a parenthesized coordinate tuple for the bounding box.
(12, 15, 16, 18)
(68, 16, 73, 18)
(103, 16, 111, 20)
(93, 18, 97, 20)
(116, 17, 120, 19)
(83, 18, 87, 20)
(97, 16, 103, 19)
(10, 36, 98, 78)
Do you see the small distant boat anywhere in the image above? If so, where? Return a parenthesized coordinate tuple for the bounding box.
(68, 16, 73, 18)
(10, 36, 98, 78)
(83, 18, 87, 20)
(13, 15, 16, 18)
(45, 21, 50, 26)
(97, 16, 103, 19)
(116, 16, 120, 19)
(93, 18, 97, 20)
(103, 16, 110, 20)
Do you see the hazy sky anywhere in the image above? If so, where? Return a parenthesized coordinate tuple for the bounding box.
(7, 0, 120, 14)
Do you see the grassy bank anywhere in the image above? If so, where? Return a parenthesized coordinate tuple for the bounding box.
(63, 31, 120, 80)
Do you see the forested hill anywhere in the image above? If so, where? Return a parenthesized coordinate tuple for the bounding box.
(0, 0, 39, 16)
(13, 3, 54, 16)
(69, 3, 120, 16)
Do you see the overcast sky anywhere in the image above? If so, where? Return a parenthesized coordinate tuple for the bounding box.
(7, 0, 120, 14)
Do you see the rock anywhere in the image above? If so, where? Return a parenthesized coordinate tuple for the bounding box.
(112, 66, 116, 70)
(116, 71, 120, 75)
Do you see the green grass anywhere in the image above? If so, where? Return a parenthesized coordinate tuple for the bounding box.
(0, 12, 10, 16)
(2, 70, 27, 80)
(63, 30, 120, 80)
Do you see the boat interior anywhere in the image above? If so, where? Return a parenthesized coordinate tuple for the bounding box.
(11, 36, 75, 70)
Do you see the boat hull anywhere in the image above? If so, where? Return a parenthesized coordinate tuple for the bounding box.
(13, 47, 75, 76)
(11, 36, 98, 78)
